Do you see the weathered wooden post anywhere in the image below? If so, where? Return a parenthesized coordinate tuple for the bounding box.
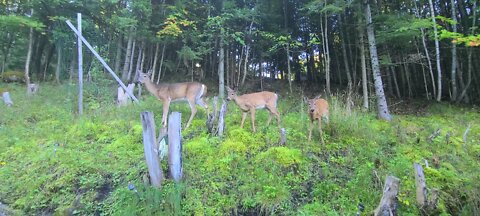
(168, 112, 182, 182)
(206, 96, 218, 133)
(217, 100, 227, 136)
(117, 83, 135, 106)
(77, 13, 83, 115)
(374, 175, 400, 216)
(2, 92, 13, 107)
(140, 111, 164, 188)
(27, 83, 38, 96)
(414, 163, 438, 213)
(279, 128, 286, 145)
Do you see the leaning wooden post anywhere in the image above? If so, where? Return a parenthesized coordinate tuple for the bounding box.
(168, 112, 183, 182)
(140, 111, 164, 188)
(374, 175, 400, 216)
(2, 92, 13, 106)
(217, 100, 227, 136)
(77, 13, 83, 115)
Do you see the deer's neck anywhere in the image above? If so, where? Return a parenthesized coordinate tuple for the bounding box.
(143, 80, 161, 96)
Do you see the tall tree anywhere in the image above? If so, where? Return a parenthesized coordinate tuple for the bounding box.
(364, 0, 392, 121)
(428, 0, 442, 101)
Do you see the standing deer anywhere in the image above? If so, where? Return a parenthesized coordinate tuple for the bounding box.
(226, 87, 281, 132)
(136, 71, 209, 128)
(305, 96, 329, 142)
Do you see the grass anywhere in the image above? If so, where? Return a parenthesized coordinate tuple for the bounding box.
(0, 81, 479, 215)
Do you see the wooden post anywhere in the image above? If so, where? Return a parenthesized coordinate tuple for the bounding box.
(207, 96, 218, 133)
(414, 163, 427, 207)
(168, 112, 182, 182)
(217, 100, 227, 136)
(414, 163, 439, 213)
(117, 83, 135, 106)
(77, 13, 83, 115)
(374, 175, 400, 216)
(65, 20, 139, 104)
(27, 83, 38, 96)
(140, 111, 164, 188)
(279, 128, 286, 145)
(2, 92, 13, 106)
(156, 127, 168, 160)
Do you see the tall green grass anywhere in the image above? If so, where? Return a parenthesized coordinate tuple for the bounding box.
(0, 82, 479, 215)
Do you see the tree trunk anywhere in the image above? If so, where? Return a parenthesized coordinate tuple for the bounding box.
(320, 11, 331, 95)
(450, 0, 458, 101)
(127, 40, 136, 82)
(341, 14, 353, 92)
(121, 28, 134, 81)
(359, 29, 369, 109)
(151, 42, 159, 81)
(218, 35, 225, 99)
(114, 36, 122, 74)
(24, 10, 34, 86)
(428, 0, 442, 101)
(55, 46, 62, 84)
(156, 43, 166, 84)
(457, 1, 476, 103)
(365, 0, 392, 121)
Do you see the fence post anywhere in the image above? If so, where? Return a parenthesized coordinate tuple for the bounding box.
(217, 100, 227, 136)
(2, 92, 13, 106)
(140, 111, 164, 188)
(168, 112, 183, 182)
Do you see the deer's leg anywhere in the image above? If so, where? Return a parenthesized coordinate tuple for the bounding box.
(162, 99, 171, 127)
(240, 112, 248, 128)
(308, 120, 314, 141)
(250, 108, 256, 132)
(186, 99, 197, 128)
(196, 97, 209, 116)
(318, 118, 325, 144)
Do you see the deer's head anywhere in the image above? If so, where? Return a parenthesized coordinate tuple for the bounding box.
(226, 87, 237, 101)
(304, 95, 322, 113)
(136, 71, 152, 84)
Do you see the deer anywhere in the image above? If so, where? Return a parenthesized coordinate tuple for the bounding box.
(226, 86, 281, 132)
(305, 96, 329, 143)
(136, 71, 209, 128)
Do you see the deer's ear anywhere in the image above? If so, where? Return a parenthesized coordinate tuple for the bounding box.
(226, 86, 232, 91)
(314, 94, 322, 99)
(303, 97, 309, 103)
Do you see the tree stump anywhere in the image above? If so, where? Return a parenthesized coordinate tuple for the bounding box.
(374, 175, 400, 216)
(207, 96, 218, 133)
(140, 111, 164, 188)
(279, 128, 286, 145)
(117, 83, 135, 106)
(27, 83, 39, 96)
(217, 100, 227, 136)
(2, 92, 13, 106)
(168, 112, 183, 182)
(414, 163, 438, 214)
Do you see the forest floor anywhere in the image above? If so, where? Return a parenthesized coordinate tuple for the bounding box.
(1, 80, 479, 215)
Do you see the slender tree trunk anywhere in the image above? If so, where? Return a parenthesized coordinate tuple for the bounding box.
(24, 11, 34, 86)
(457, 1, 476, 103)
(156, 43, 166, 84)
(428, 0, 442, 101)
(365, 0, 392, 121)
(390, 66, 401, 99)
(320, 12, 331, 95)
(359, 29, 369, 109)
(127, 40, 136, 82)
(114, 36, 122, 74)
(414, 0, 436, 100)
(341, 14, 353, 92)
(151, 42, 159, 81)
(450, 0, 458, 101)
(218, 35, 225, 99)
(121, 28, 134, 81)
(226, 47, 230, 87)
(55, 46, 62, 84)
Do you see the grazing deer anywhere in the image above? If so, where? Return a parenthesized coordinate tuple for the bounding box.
(226, 87, 281, 132)
(136, 71, 209, 128)
(305, 96, 329, 142)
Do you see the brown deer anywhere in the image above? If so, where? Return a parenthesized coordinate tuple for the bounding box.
(226, 87, 281, 132)
(137, 71, 209, 128)
(305, 96, 329, 142)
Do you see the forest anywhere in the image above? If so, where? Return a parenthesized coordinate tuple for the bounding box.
(1, 0, 480, 215)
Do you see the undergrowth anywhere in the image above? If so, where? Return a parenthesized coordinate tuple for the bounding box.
(0, 82, 479, 215)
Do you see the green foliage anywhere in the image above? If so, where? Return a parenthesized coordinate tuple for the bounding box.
(1, 84, 480, 215)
